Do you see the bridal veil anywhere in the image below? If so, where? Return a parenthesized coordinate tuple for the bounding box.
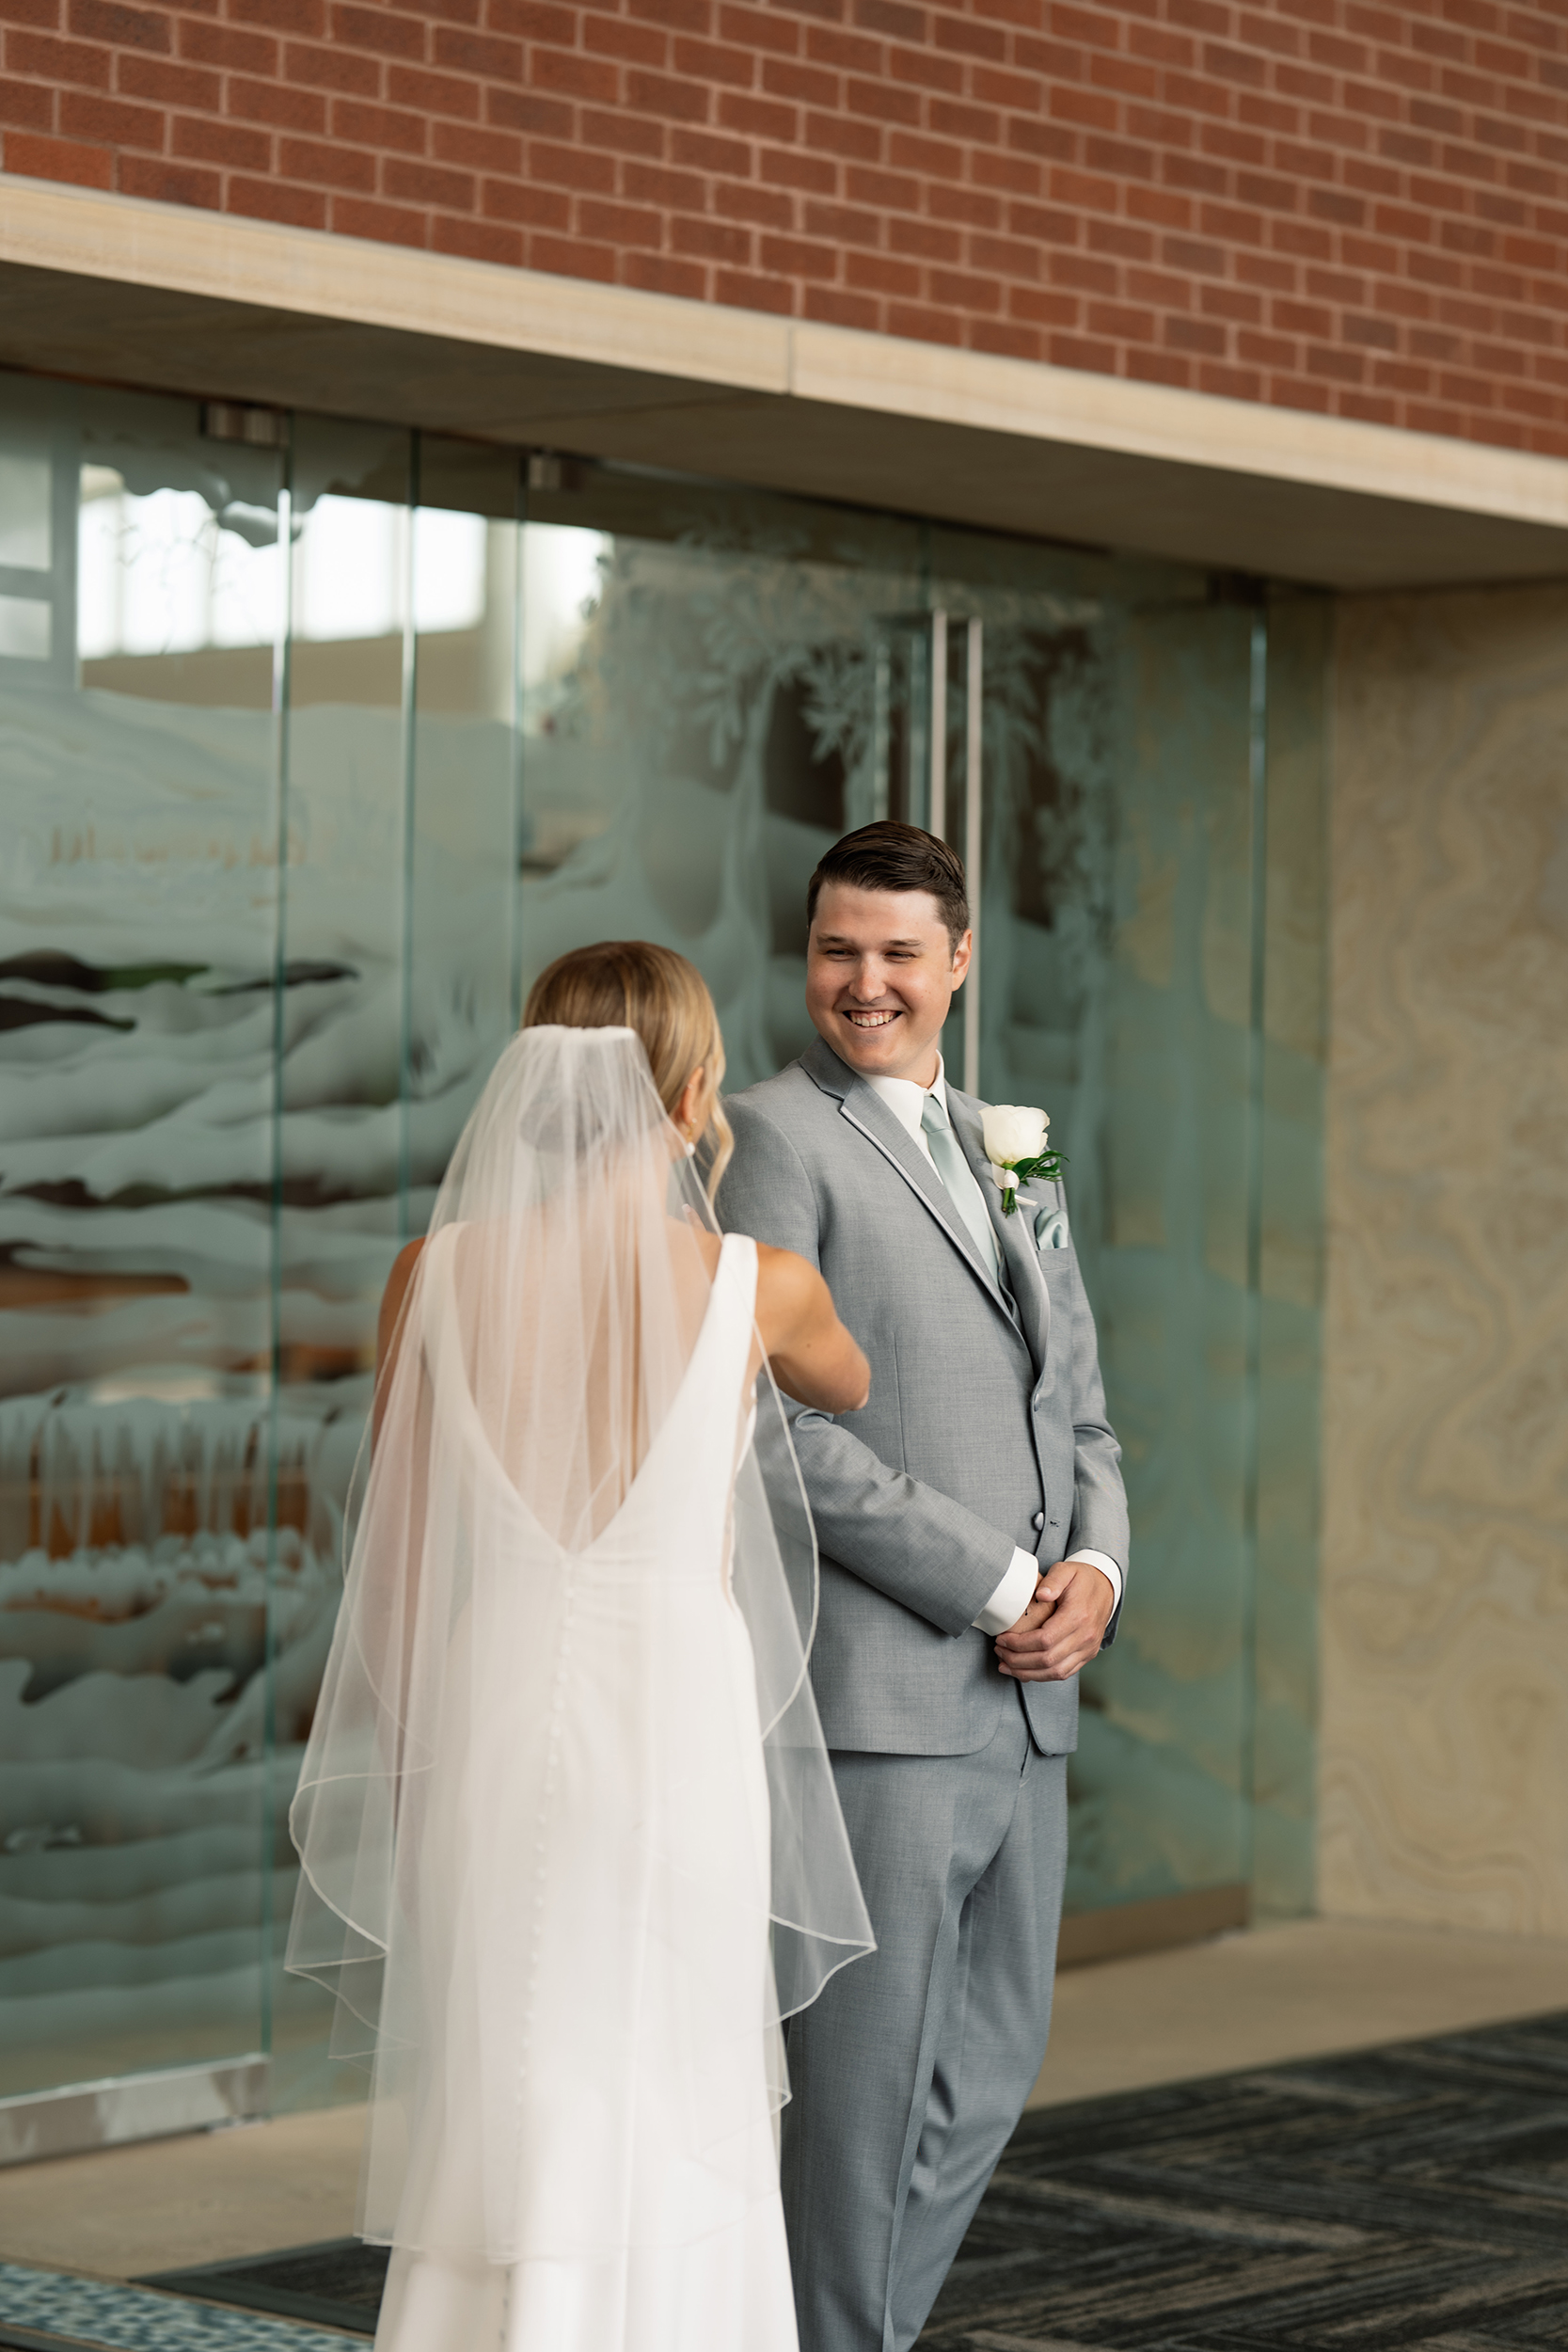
(286, 1025, 873, 2263)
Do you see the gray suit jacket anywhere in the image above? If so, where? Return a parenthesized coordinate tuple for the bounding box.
(720, 1036, 1129, 1757)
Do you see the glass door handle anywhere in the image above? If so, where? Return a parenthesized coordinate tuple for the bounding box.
(927, 608, 948, 842)
(867, 609, 983, 1095)
(962, 616, 982, 1097)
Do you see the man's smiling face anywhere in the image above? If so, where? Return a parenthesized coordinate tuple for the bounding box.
(806, 882, 972, 1087)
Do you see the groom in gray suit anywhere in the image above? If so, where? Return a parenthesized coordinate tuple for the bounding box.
(720, 820, 1129, 2352)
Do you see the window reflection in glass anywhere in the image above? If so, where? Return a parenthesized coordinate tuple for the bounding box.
(76, 475, 281, 659)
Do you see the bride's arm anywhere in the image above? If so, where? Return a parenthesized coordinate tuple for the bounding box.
(754, 1243, 870, 1416)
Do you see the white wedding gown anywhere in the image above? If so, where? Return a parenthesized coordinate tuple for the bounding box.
(372, 1231, 800, 2352)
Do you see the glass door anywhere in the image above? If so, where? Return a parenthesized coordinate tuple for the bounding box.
(870, 572, 1275, 1924)
(509, 481, 1286, 1929)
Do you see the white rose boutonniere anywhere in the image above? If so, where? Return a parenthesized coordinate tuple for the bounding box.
(981, 1103, 1066, 1217)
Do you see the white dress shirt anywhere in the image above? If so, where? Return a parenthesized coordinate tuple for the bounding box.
(863, 1058, 1124, 1638)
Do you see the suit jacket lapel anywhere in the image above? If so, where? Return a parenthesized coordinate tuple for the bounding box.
(946, 1086, 1052, 1381)
(799, 1037, 1019, 1329)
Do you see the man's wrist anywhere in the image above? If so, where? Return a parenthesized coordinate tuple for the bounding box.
(972, 1547, 1041, 1637)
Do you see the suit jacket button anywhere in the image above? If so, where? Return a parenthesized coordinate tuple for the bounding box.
(1032, 1511, 1045, 1531)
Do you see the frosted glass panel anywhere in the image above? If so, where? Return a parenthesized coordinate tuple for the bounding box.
(982, 593, 1260, 1914)
(0, 452, 50, 569)
(0, 595, 49, 659)
(0, 377, 285, 2098)
(409, 436, 521, 1114)
(265, 419, 413, 2104)
(261, 432, 526, 2104)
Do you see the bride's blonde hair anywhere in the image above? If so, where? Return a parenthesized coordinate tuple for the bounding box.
(522, 941, 734, 1197)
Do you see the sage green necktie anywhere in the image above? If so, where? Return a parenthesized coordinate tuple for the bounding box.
(920, 1089, 1002, 1281)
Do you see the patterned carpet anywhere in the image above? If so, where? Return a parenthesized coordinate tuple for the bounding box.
(126, 2010, 1568, 2350)
(921, 2010, 1568, 2348)
(140, 2242, 388, 2336)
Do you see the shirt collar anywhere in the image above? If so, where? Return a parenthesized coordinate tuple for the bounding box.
(864, 1054, 948, 1144)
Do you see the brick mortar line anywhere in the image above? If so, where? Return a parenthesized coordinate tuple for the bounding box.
(7, 86, 1567, 199)
(9, 24, 1568, 96)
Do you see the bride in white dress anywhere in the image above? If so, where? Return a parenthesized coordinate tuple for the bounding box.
(288, 942, 875, 2352)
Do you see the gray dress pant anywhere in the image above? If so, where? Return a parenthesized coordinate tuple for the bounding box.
(780, 1706, 1068, 2352)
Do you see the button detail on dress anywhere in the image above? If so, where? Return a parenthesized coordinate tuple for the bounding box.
(1031, 1511, 1045, 1531)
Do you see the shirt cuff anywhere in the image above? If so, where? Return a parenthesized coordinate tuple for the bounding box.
(1066, 1549, 1123, 1610)
(972, 1547, 1042, 1637)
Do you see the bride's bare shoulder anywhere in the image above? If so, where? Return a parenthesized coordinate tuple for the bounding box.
(386, 1233, 425, 1295)
(753, 1237, 809, 1285)
(694, 1228, 801, 1297)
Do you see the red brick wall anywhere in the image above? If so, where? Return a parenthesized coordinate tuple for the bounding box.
(4, 1, 1567, 457)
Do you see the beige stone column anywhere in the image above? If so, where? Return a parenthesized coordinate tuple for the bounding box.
(1321, 582, 1568, 1934)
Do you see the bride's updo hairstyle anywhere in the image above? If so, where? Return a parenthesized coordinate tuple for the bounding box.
(522, 940, 734, 1196)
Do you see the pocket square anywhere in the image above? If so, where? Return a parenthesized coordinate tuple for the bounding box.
(1033, 1204, 1069, 1251)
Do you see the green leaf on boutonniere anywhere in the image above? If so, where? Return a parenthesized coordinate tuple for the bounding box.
(994, 1150, 1068, 1215)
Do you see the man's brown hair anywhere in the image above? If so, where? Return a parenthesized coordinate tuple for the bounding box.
(806, 821, 970, 950)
